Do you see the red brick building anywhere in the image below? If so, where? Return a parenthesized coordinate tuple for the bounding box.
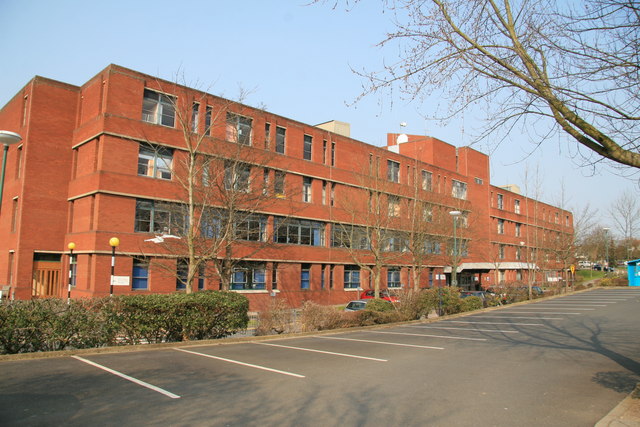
(0, 65, 573, 310)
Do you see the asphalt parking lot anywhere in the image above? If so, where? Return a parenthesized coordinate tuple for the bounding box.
(1, 288, 639, 426)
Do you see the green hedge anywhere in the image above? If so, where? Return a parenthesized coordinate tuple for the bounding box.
(0, 291, 249, 354)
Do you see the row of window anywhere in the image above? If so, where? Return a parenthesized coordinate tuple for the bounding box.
(131, 260, 406, 291)
(134, 199, 459, 253)
(142, 89, 337, 164)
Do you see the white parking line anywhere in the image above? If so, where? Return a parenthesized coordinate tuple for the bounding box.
(174, 348, 305, 378)
(315, 336, 444, 349)
(537, 303, 607, 307)
(511, 307, 596, 310)
(412, 326, 519, 333)
(371, 330, 487, 341)
(499, 311, 582, 315)
(442, 320, 544, 326)
(254, 342, 387, 361)
(474, 316, 563, 320)
(72, 356, 180, 399)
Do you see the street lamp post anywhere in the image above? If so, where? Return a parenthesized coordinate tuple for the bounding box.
(109, 237, 120, 296)
(67, 242, 75, 303)
(0, 131, 22, 212)
(449, 210, 462, 287)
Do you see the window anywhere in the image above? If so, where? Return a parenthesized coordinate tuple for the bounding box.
(321, 264, 327, 289)
(271, 266, 278, 290)
(331, 225, 370, 249)
(265, 123, 271, 147)
(274, 171, 285, 197)
(135, 199, 184, 234)
(274, 217, 325, 246)
(497, 194, 504, 210)
(11, 198, 18, 233)
(474, 177, 483, 185)
(191, 103, 199, 133)
(388, 195, 400, 217)
(235, 214, 266, 241)
(497, 219, 505, 234)
(516, 246, 522, 260)
(387, 160, 400, 183)
(514, 199, 520, 214)
(16, 146, 22, 179)
(176, 259, 188, 290)
(226, 112, 252, 145)
(276, 126, 286, 154)
(138, 144, 173, 180)
(303, 177, 312, 203)
(132, 259, 149, 290)
(422, 170, 432, 191)
(231, 263, 266, 290)
(384, 232, 408, 252)
(301, 264, 311, 289)
(263, 169, 270, 195)
(424, 240, 441, 254)
(423, 204, 433, 222)
(322, 181, 327, 205)
(499, 244, 505, 259)
(303, 135, 312, 160)
(224, 161, 251, 192)
(344, 265, 360, 289)
(330, 183, 335, 206)
(387, 268, 401, 288)
(322, 140, 328, 164)
(69, 254, 77, 288)
(452, 180, 467, 200)
(515, 223, 521, 237)
(450, 239, 469, 257)
(204, 106, 212, 136)
(331, 142, 336, 166)
(142, 89, 175, 127)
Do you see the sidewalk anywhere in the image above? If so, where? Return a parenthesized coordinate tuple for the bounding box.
(596, 383, 640, 427)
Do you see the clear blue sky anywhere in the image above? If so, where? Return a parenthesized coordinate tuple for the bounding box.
(1, 0, 636, 234)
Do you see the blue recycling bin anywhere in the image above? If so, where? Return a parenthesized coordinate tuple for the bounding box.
(626, 259, 640, 287)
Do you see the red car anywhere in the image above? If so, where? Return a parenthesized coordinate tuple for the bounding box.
(359, 289, 399, 302)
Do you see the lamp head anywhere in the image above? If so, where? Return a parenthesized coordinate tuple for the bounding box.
(109, 237, 120, 248)
(68, 242, 76, 250)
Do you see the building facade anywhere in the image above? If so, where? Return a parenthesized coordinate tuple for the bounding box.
(0, 65, 574, 310)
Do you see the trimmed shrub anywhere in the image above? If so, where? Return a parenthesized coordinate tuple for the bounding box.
(0, 291, 249, 354)
(365, 298, 394, 312)
(460, 296, 483, 312)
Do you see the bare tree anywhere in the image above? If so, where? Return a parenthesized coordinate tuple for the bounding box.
(333, 167, 410, 298)
(138, 79, 288, 292)
(318, 0, 640, 169)
(609, 189, 640, 260)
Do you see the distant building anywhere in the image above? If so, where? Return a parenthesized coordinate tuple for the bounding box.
(0, 65, 573, 310)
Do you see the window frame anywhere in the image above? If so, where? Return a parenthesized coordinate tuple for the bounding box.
(387, 160, 400, 183)
(303, 135, 313, 161)
(142, 89, 176, 127)
(226, 112, 253, 145)
(138, 144, 173, 180)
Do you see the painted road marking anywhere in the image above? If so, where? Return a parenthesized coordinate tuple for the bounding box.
(72, 356, 180, 399)
(442, 320, 544, 326)
(371, 330, 487, 341)
(174, 348, 305, 378)
(498, 311, 582, 315)
(315, 336, 444, 350)
(511, 307, 595, 311)
(254, 342, 387, 361)
(411, 326, 519, 333)
(474, 316, 563, 320)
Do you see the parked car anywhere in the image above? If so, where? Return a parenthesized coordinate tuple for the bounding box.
(344, 300, 369, 312)
(592, 264, 602, 271)
(360, 289, 399, 302)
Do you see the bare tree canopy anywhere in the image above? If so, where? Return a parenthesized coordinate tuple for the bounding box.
(320, 0, 640, 169)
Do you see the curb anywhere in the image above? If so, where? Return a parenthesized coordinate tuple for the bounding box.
(595, 383, 640, 427)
